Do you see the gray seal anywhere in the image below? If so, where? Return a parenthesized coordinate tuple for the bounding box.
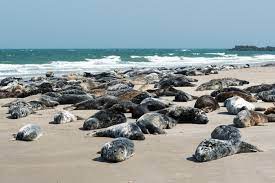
(196, 78, 249, 91)
(136, 112, 177, 134)
(83, 109, 127, 130)
(91, 122, 145, 140)
(194, 125, 262, 162)
(100, 137, 135, 162)
(194, 95, 220, 113)
(15, 124, 42, 141)
(158, 106, 209, 124)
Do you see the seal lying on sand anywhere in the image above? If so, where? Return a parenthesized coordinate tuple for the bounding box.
(215, 91, 257, 102)
(91, 122, 145, 140)
(194, 95, 220, 113)
(131, 98, 171, 119)
(14, 124, 42, 141)
(211, 87, 251, 97)
(156, 75, 197, 88)
(256, 89, 275, 102)
(233, 110, 275, 128)
(245, 84, 275, 93)
(196, 78, 249, 91)
(100, 138, 135, 162)
(136, 112, 177, 134)
(264, 103, 275, 115)
(53, 111, 84, 124)
(194, 125, 262, 162)
(225, 96, 265, 115)
(174, 91, 198, 102)
(158, 106, 209, 124)
(67, 95, 119, 110)
(83, 109, 127, 130)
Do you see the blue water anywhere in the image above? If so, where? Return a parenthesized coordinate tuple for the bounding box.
(0, 49, 275, 78)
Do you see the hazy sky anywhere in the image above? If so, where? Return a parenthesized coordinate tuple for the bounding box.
(1, 0, 274, 48)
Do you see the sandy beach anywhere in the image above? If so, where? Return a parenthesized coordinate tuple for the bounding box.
(1, 66, 275, 183)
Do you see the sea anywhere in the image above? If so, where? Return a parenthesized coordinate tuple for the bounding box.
(1, 49, 275, 79)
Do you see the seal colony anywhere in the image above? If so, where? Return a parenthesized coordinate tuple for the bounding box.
(1, 63, 273, 164)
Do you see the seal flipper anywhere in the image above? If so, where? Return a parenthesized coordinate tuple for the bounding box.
(237, 141, 263, 153)
(76, 116, 85, 120)
(255, 107, 266, 111)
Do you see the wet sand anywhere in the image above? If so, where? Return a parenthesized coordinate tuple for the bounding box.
(1, 67, 275, 183)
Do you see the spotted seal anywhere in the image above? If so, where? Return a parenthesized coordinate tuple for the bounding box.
(194, 95, 220, 113)
(196, 78, 249, 91)
(194, 125, 262, 162)
(136, 112, 177, 134)
(83, 109, 127, 130)
(100, 138, 135, 162)
(215, 91, 257, 102)
(256, 89, 275, 102)
(91, 122, 145, 140)
(158, 106, 209, 124)
(264, 103, 275, 115)
(14, 124, 42, 141)
(233, 110, 275, 128)
(225, 96, 265, 115)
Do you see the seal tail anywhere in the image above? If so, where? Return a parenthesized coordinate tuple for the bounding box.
(267, 115, 275, 122)
(254, 107, 266, 111)
(76, 116, 85, 120)
(237, 141, 263, 153)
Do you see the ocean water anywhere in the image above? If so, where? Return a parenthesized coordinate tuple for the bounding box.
(1, 49, 275, 79)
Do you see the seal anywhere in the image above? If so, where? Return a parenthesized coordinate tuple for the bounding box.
(215, 91, 257, 102)
(100, 137, 135, 162)
(131, 92, 155, 104)
(91, 122, 145, 140)
(224, 96, 265, 115)
(67, 95, 119, 110)
(210, 87, 251, 97)
(256, 89, 275, 102)
(245, 84, 275, 93)
(82, 109, 127, 130)
(130, 98, 170, 119)
(156, 75, 197, 88)
(194, 125, 262, 162)
(174, 91, 198, 102)
(15, 124, 42, 141)
(53, 110, 83, 124)
(264, 103, 275, 115)
(147, 86, 181, 97)
(196, 78, 249, 91)
(194, 95, 220, 113)
(158, 106, 209, 124)
(233, 110, 275, 128)
(136, 112, 177, 134)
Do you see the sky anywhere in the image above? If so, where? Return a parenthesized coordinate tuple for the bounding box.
(0, 0, 275, 49)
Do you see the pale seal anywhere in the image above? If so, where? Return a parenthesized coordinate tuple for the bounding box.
(15, 124, 42, 141)
(100, 137, 135, 162)
(53, 110, 83, 124)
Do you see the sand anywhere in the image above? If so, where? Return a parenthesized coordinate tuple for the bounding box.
(1, 67, 275, 183)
